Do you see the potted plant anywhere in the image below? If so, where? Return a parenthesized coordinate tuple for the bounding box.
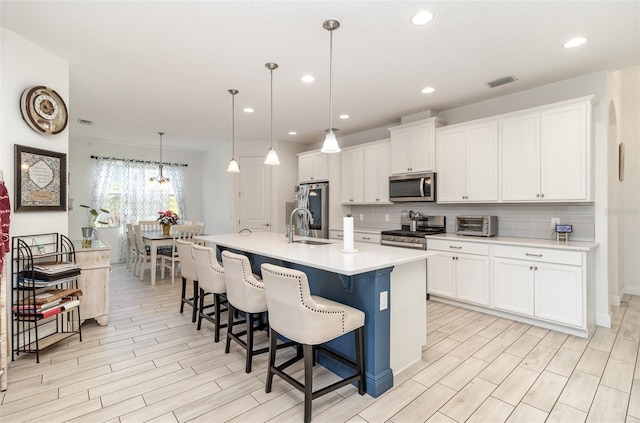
(156, 210, 179, 235)
(79, 205, 110, 243)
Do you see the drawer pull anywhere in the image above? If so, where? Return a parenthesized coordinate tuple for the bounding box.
(449, 246, 462, 249)
(362, 236, 370, 240)
(525, 253, 543, 257)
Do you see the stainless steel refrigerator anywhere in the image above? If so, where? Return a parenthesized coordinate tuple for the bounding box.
(286, 182, 329, 239)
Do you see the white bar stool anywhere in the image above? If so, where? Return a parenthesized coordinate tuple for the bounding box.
(192, 244, 227, 342)
(260, 263, 366, 423)
(175, 239, 198, 323)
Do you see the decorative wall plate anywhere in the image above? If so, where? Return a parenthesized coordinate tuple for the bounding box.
(20, 86, 68, 135)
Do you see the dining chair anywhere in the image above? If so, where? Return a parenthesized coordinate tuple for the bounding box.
(126, 223, 138, 273)
(134, 224, 160, 281)
(138, 220, 160, 232)
(160, 224, 201, 284)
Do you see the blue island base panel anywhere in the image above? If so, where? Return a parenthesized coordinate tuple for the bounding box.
(217, 247, 395, 397)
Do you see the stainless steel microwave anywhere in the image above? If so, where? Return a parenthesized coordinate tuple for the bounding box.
(389, 172, 436, 202)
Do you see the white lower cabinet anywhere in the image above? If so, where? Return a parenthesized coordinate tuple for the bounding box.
(427, 237, 593, 337)
(493, 245, 584, 328)
(427, 240, 490, 306)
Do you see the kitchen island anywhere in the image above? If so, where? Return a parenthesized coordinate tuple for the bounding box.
(195, 232, 434, 397)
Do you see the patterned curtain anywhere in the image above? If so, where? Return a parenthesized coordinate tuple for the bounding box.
(91, 157, 186, 262)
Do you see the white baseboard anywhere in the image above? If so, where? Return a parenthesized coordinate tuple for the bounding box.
(624, 285, 640, 296)
(595, 312, 611, 328)
(609, 295, 621, 307)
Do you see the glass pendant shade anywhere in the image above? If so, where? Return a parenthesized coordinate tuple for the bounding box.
(264, 147, 280, 165)
(322, 19, 341, 154)
(264, 62, 280, 165)
(227, 89, 240, 173)
(227, 158, 240, 173)
(321, 130, 340, 153)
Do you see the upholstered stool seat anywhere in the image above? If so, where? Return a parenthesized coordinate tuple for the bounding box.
(221, 250, 293, 373)
(175, 239, 199, 323)
(192, 244, 228, 342)
(261, 263, 365, 423)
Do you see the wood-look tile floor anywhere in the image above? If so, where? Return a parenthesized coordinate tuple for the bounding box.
(2, 264, 639, 422)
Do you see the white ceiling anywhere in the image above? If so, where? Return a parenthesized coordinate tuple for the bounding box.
(2, 1, 639, 151)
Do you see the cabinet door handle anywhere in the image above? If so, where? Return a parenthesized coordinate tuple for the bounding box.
(541, 193, 545, 198)
(449, 246, 462, 249)
(536, 193, 540, 198)
(534, 266, 538, 270)
(525, 253, 543, 257)
(530, 266, 534, 270)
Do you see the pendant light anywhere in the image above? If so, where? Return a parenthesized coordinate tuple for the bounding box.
(264, 62, 281, 165)
(226, 89, 240, 173)
(321, 19, 341, 154)
(149, 132, 170, 184)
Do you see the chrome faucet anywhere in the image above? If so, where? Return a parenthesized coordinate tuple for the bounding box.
(288, 207, 313, 243)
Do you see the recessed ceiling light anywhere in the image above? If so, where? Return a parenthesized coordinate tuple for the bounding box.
(339, 114, 350, 119)
(243, 107, 254, 113)
(411, 10, 434, 25)
(421, 86, 435, 94)
(301, 75, 315, 83)
(288, 131, 297, 135)
(563, 37, 588, 48)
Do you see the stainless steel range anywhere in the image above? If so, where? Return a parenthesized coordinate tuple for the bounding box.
(381, 215, 446, 250)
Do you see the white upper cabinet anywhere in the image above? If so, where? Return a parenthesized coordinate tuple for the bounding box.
(298, 151, 328, 183)
(341, 147, 364, 204)
(436, 121, 499, 203)
(340, 140, 391, 205)
(389, 117, 446, 174)
(364, 141, 391, 203)
(501, 97, 594, 202)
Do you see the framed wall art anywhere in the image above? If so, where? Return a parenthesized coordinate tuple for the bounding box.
(14, 144, 67, 212)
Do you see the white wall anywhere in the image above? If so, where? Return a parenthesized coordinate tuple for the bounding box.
(1, 29, 70, 237)
(201, 138, 304, 236)
(609, 67, 640, 297)
(67, 138, 204, 263)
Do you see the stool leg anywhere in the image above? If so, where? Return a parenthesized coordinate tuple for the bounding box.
(225, 304, 234, 354)
(197, 288, 205, 330)
(246, 313, 255, 373)
(179, 277, 187, 313)
(214, 293, 222, 343)
(303, 344, 314, 423)
(356, 327, 365, 395)
(191, 281, 199, 323)
(265, 327, 277, 393)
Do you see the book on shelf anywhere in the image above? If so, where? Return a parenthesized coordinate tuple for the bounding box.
(31, 261, 79, 274)
(38, 307, 63, 319)
(13, 299, 62, 312)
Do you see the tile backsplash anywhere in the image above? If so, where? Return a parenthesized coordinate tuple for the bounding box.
(349, 203, 595, 241)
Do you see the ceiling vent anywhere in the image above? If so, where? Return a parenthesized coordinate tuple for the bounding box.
(487, 75, 517, 88)
(77, 119, 93, 125)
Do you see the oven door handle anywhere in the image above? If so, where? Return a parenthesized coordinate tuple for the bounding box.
(381, 240, 426, 249)
(419, 178, 425, 197)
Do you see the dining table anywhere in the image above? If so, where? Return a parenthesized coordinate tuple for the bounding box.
(141, 230, 173, 286)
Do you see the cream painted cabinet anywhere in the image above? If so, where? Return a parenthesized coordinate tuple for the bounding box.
(73, 241, 111, 326)
(501, 97, 593, 202)
(363, 140, 391, 203)
(427, 239, 490, 306)
(298, 151, 328, 183)
(436, 121, 498, 203)
(389, 117, 446, 175)
(341, 147, 364, 204)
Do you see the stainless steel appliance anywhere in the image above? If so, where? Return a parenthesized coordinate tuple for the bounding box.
(380, 215, 446, 250)
(456, 215, 498, 237)
(389, 172, 436, 202)
(290, 182, 329, 239)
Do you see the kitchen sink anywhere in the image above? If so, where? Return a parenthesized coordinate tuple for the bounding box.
(293, 239, 332, 245)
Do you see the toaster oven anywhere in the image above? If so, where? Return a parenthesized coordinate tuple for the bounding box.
(456, 216, 498, 237)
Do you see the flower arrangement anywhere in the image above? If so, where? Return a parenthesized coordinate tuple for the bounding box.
(156, 210, 179, 226)
(80, 204, 110, 228)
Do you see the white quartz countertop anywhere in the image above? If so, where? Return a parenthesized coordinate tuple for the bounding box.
(196, 232, 434, 276)
(427, 233, 598, 252)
